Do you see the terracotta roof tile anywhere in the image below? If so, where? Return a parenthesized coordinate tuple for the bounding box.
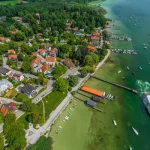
(42, 64, 51, 73)
(87, 45, 96, 52)
(46, 56, 56, 62)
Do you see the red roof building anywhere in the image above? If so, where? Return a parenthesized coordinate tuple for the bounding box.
(9, 54, 18, 61)
(87, 45, 96, 52)
(0, 102, 17, 116)
(63, 58, 74, 69)
(8, 49, 15, 55)
(42, 64, 51, 74)
(46, 56, 57, 66)
(32, 57, 41, 67)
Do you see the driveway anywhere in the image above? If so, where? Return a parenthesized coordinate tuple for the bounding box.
(32, 80, 54, 104)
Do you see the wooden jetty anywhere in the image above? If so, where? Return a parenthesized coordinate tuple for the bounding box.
(91, 75, 138, 94)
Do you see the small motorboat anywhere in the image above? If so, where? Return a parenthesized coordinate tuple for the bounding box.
(132, 72, 136, 75)
(118, 70, 121, 73)
(149, 62, 150, 65)
(127, 66, 129, 70)
(129, 146, 133, 150)
(113, 120, 117, 126)
(138, 66, 142, 70)
(144, 46, 147, 49)
(132, 127, 139, 135)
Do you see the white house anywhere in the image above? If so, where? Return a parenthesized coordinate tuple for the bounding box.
(0, 79, 13, 95)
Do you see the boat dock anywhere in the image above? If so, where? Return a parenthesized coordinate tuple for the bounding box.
(111, 49, 137, 55)
(91, 75, 138, 94)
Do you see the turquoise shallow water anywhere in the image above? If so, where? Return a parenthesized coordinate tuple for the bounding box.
(100, 0, 150, 149)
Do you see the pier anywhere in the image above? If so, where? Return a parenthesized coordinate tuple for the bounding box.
(91, 75, 138, 94)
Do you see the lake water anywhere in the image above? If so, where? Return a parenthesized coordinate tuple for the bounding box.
(50, 0, 150, 149)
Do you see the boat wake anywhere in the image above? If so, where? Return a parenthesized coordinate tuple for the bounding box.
(136, 80, 150, 96)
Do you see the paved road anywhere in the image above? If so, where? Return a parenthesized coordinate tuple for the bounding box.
(62, 67, 80, 78)
(2, 56, 38, 79)
(0, 97, 22, 104)
(32, 80, 54, 104)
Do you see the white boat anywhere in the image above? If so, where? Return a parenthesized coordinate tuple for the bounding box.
(127, 66, 129, 70)
(144, 47, 147, 49)
(129, 146, 133, 150)
(118, 70, 121, 73)
(138, 66, 142, 70)
(132, 127, 139, 135)
(113, 120, 117, 126)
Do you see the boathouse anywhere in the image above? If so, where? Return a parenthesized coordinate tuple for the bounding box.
(86, 100, 96, 107)
(81, 86, 105, 97)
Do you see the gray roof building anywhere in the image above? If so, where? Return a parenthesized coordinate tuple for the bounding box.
(19, 84, 38, 98)
(86, 100, 96, 107)
(0, 68, 10, 75)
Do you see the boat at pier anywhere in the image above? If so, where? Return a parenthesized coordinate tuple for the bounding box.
(132, 127, 139, 135)
(142, 93, 150, 114)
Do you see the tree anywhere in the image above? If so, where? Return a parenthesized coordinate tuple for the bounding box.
(12, 32, 26, 41)
(83, 55, 93, 67)
(32, 112, 39, 125)
(80, 69, 87, 78)
(21, 101, 32, 112)
(69, 75, 79, 87)
(102, 30, 109, 40)
(21, 61, 31, 73)
(3, 113, 16, 134)
(90, 52, 99, 64)
(6, 123, 26, 150)
(27, 136, 53, 150)
(55, 78, 69, 92)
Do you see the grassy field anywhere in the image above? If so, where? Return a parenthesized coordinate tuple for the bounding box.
(41, 90, 67, 120)
(0, 0, 18, 5)
(14, 93, 30, 102)
(50, 100, 93, 150)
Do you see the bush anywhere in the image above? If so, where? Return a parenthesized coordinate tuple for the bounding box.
(68, 86, 72, 91)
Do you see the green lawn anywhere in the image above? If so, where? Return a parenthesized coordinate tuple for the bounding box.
(40, 90, 67, 120)
(0, 133, 4, 150)
(17, 90, 67, 128)
(14, 93, 30, 102)
(0, 0, 18, 5)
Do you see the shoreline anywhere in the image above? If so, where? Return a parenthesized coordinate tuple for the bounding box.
(26, 49, 110, 146)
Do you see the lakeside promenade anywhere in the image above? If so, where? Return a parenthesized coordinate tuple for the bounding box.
(26, 49, 110, 146)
